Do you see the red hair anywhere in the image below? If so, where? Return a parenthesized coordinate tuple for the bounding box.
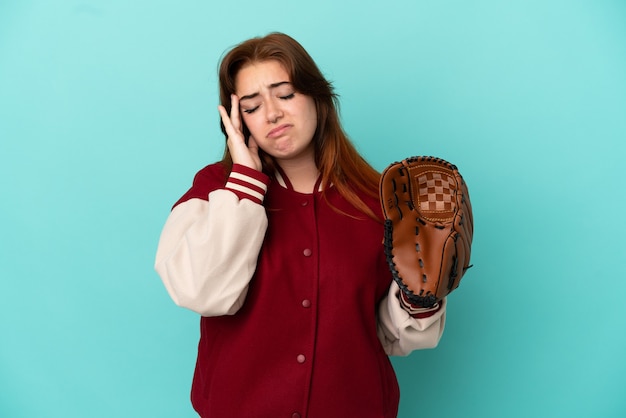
(218, 33, 381, 220)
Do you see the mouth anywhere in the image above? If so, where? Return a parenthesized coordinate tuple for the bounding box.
(267, 124, 292, 139)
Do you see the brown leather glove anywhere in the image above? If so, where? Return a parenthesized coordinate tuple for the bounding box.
(380, 156, 474, 308)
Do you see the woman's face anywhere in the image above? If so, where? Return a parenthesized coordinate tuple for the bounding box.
(235, 60, 318, 165)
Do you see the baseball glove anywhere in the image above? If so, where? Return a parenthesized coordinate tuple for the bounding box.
(380, 156, 473, 308)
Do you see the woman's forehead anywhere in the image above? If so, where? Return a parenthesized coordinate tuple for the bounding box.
(235, 60, 290, 93)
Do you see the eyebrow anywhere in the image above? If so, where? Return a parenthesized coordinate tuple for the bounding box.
(239, 81, 291, 102)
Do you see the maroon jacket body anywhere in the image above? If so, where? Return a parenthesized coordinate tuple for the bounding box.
(176, 163, 400, 418)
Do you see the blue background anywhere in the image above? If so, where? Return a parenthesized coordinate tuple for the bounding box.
(1, 1, 625, 417)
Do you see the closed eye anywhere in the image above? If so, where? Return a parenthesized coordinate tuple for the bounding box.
(242, 93, 294, 114)
(243, 106, 259, 114)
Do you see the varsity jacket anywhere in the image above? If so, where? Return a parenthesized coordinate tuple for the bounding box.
(155, 163, 446, 418)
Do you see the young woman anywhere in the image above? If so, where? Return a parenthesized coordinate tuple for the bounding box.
(155, 32, 446, 418)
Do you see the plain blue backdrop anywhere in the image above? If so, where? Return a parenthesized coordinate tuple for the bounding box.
(1, 1, 625, 417)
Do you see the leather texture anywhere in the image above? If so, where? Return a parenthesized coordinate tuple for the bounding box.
(380, 156, 473, 308)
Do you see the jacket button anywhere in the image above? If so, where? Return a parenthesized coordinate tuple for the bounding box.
(301, 200, 308, 206)
(292, 413, 301, 418)
(296, 354, 306, 363)
(303, 248, 312, 257)
(301, 299, 311, 308)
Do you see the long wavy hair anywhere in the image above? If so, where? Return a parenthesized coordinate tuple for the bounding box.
(218, 32, 380, 220)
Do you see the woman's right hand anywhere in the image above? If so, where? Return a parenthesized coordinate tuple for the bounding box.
(218, 94, 262, 171)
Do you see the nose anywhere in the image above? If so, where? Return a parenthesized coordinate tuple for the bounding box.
(265, 98, 283, 123)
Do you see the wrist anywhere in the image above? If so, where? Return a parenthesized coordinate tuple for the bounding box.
(225, 165, 270, 204)
(398, 291, 443, 318)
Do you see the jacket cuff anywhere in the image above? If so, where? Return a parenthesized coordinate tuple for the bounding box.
(225, 164, 270, 204)
(398, 291, 444, 319)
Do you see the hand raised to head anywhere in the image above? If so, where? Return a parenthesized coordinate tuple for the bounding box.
(218, 94, 262, 171)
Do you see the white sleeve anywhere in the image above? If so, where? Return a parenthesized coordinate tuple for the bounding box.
(376, 281, 447, 356)
(154, 189, 268, 316)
